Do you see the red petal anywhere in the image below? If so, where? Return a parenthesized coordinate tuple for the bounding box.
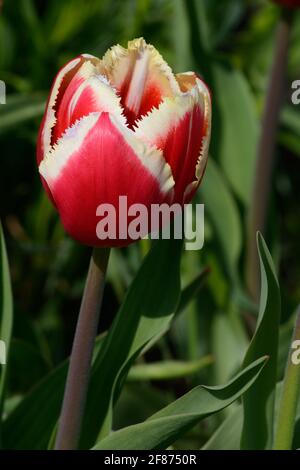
(37, 56, 93, 165)
(135, 76, 211, 204)
(102, 39, 180, 127)
(53, 70, 126, 142)
(158, 104, 205, 203)
(36, 57, 85, 202)
(39, 113, 174, 247)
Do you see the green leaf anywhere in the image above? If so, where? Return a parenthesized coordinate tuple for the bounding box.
(8, 339, 50, 392)
(92, 356, 267, 450)
(204, 377, 300, 451)
(207, 0, 244, 50)
(0, 94, 45, 133)
(212, 309, 248, 384)
(80, 238, 183, 448)
(278, 313, 297, 380)
(279, 105, 300, 157)
(281, 106, 300, 139)
(241, 233, 281, 449)
(199, 159, 242, 280)
(0, 223, 13, 424)
(2, 336, 104, 449)
(175, 267, 210, 316)
(185, 0, 211, 55)
(113, 382, 171, 430)
(5, 239, 182, 449)
(273, 309, 300, 449)
(202, 406, 243, 450)
(128, 357, 213, 382)
(172, 0, 193, 71)
(212, 63, 258, 205)
(183, 0, 211, 82)
(46, 0, 102, 46)
(3, 360, 67, 450)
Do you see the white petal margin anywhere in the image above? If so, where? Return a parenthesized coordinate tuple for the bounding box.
(42, 57, 81, 157)
(66, 73, 127, 127)
(39, 112, 175, 197)
(184, 77, 212, 201)
(133, 84, 205, 146)
(41, 55, 100, 157)
(109, 114, 175, 196)
(101, 37, 181, 97)
(39, 113, 100, 185)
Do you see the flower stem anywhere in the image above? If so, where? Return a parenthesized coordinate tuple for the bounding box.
(55, 247, 110, 450)
(273, 308, 300, 450)
(246, 8, 293, 300)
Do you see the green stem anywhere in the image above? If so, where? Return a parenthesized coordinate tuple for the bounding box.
(246, 8, 293, 300)
(55, 247, 110, 450)
(273, 308, 300, 450)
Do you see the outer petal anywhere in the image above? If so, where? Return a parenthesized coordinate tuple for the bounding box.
(102, 38, 181, 126)
(134, 75, 211, 203)
(37, 54, 99, 165)
(36, 55, 99, 203)
(39, 112, 174, 247)
(53, 61, 127, 141)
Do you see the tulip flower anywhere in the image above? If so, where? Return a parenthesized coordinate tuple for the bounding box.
(37, 38, 211, 247)
(272, 0, 300, 7)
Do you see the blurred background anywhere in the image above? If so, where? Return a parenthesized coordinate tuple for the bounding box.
(0, 0, 300, 449)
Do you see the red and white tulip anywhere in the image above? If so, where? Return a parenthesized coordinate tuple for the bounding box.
(37, 38, 211, 246)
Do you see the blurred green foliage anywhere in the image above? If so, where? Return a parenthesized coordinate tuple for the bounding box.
(0, 0, 300, 450)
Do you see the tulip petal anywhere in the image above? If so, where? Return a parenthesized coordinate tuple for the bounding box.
(37, 54, 100, 164)
(53, 61, 127, 141)
(37, 57, 80, 164)
(135, 76, 211, 203)
(184, 79, 211, 202)
(102, 38, 181, 126)
(39, 112, 174, 246)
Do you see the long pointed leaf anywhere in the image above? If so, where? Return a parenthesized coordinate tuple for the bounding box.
(241, 233, 280, 449)
(93, 357, 267, 450)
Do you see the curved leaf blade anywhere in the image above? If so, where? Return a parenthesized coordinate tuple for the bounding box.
(93, 357, 267, 450)
(241, 232, 281, 449)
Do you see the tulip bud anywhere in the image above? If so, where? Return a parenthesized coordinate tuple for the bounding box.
(37, 38, 211, 247)
(271, 0, 300, 7)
